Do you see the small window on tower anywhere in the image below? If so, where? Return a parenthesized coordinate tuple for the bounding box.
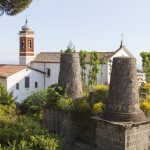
(28, 40, 32, 48)
(22, 40, 25, 49)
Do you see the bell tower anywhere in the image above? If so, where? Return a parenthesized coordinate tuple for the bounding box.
(19, 19, 35, 65)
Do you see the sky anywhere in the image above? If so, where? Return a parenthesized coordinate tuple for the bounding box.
(1, 0, 150, 68)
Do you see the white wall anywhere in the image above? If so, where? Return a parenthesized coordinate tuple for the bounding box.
(6, 68, 44, 102)
(107, 48, 131, 84)
(20, 55, 35, 65)
(137, 72, 146, 85)
(31, 62, 60, 88)
(84, 64, 108, 85)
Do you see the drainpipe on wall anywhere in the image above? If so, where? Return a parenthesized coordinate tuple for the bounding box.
(44, 62, 46, 90)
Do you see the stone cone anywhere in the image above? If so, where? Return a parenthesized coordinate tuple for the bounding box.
(58, 53, 83, 99)
(102, 57, 145, 122)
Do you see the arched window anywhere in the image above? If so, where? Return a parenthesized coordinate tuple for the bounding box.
(28, 40, 32, 48)
(22, 40, 25, 49)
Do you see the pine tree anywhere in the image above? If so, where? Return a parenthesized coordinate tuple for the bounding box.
(0, 0, 32, 16)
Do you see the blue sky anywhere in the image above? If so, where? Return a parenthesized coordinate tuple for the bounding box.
(1, 0, 150, 68)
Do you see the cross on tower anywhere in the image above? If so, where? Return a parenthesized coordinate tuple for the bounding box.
(121, 33, 124, 41)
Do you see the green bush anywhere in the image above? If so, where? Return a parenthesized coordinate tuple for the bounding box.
(18, 91, 46, 121)
(0, 82, 15, 105)
(46, 84, 65, 106)
(57, 97, 72, 111)
(0, 116, 62, 150)
(0, 135, 61, 150)
(92, 102, 103, 114)
(0, 104, 17, 126)
(92, 84, 109, 103)
(140, 101, 150, 116)
(0, 116, 43, 145)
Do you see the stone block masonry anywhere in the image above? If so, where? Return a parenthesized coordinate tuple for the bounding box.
(93, 117, 150, 150)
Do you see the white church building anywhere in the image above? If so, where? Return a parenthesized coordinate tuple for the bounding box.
(0, 20, 145, 102)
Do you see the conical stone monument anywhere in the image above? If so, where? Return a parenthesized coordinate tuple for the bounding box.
(93, 57, 150, 150)
(58, 52, 83, 99)
(102, 57, 145, 122)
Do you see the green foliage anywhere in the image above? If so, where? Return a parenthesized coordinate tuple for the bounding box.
(0, 116, 61, 150)
(88, 51, 99, 88)
(57, 97, 72, 111)
(0, 104, 17, 126)
(80, 50, 87, 83)
(19, 91, 46, 121)
(0, 116, 43, 145)
(92, 102, 103, 114)
(0, 82, 15, 105)
(3, 135, 61, 150)
(139, 84, 150, 101)
(46, 84, 65, 106)
(92, 84, 109, 103)
(70, 97, 92, 131)
(0, 0, 32, 16)
(140, 83, 150, 94)
(140, 52, 150, 83)
(82, 80, 89, 97)
(139, 84, 150, 116)
(0, 83, 62, 150)
(141, 101, 150, 116)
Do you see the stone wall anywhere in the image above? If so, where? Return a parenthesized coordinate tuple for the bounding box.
(43, 107, 96, 150)
(93, 117, 150, 150)
(44, 107, 150, 150)
(125, 123, 150, 150)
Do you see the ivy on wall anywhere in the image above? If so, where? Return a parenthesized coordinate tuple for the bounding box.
(88, 51, 99, 89)
(79, 50, 87, 84)
(140, 52, 150, 83)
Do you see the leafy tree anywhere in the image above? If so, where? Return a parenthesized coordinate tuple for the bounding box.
(0, 0, 32, 16)
(140, 52, 150, 83)
(80, 50, 87, 83)
(0, 82, 15, 105)
(88, 51, 99, 88)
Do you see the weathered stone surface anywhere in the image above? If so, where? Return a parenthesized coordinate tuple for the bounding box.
(58, 53, 83, 99)
(43, 107, 96, 150)
(102, 57, 145, 122)
(93, 117, 150, 150)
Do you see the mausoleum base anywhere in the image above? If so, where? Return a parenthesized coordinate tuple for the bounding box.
(93, 116, 150, 150)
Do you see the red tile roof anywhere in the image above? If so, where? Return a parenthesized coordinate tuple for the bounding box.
(0, 65, 26, 78)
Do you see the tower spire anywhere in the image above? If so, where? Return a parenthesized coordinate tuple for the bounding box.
(120, 33, 124, 48)
(25, 18, 28, 25)
(19, 20, 35, 65)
